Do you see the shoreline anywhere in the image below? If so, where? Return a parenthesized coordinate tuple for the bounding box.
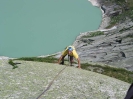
(0, 56, 12, 60)
(88, 0, 100, 7)
(73, 0, 115, 46)
(0, 0, 109, 60)
(89, 0, 110, 30)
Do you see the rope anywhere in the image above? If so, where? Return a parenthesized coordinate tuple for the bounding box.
(36, 66, 67, 99)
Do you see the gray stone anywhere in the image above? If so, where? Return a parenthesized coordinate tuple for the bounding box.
(53, 0, 133, 71)
(0, 60, 130, 99)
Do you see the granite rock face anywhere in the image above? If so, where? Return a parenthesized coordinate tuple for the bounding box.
(73, 20, 133, 71)
(72, 0, 133, 71)
(0, 60, 130, 99)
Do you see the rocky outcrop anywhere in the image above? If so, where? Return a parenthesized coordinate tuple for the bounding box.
(73, 0, 133, 71)
(0, 60, 130, 99)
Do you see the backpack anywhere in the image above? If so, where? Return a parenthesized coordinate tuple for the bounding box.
(124, 83, 133, 99)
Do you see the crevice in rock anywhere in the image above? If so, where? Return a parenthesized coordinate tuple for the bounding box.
(115, 39, 122, 43)
(119, 51, 126, 58)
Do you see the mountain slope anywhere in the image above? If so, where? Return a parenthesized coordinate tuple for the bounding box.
(72, 0, 133, 71)
(0, 60, 130, 99)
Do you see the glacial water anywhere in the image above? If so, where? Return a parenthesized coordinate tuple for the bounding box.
(0, 0, 102, 58)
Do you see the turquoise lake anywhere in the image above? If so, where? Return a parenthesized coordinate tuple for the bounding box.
(0, 0, 102, 58)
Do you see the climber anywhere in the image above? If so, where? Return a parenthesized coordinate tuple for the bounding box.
(58, 45, 81, 68)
